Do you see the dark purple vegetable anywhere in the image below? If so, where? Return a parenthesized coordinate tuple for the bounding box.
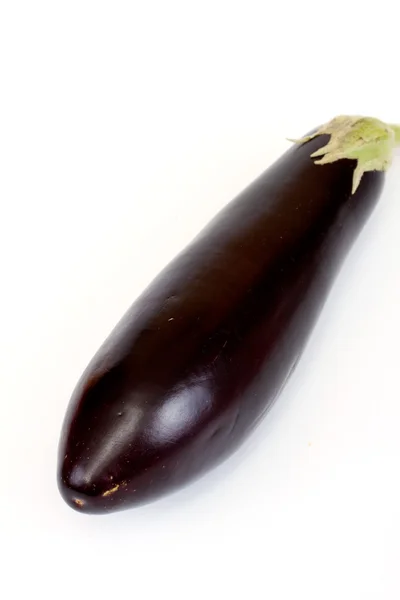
(58, 116, 400, 514)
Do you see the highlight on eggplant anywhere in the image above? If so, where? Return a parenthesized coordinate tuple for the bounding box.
(58, 116, 400, 514)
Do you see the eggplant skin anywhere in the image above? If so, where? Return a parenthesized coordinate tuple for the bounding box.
(58, 134, 384, 514)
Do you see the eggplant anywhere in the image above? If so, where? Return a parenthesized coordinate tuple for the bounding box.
(58, 116, 400, 514)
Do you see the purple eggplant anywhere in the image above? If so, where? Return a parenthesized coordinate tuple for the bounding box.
(58, 116, 400, 513)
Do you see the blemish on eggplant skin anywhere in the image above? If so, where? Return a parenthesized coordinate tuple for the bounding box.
(102, 484, 120, 497)
(73, 498, 85, 508)
(102, 481, 127, 497)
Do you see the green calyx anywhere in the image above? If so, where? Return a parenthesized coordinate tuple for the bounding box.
(290, 115, 400, 194)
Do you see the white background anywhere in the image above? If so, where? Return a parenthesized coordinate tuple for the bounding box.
(1, 2, 400, 599)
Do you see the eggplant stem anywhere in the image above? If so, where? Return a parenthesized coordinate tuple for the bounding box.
(291, 115, 400, 194)
(391, 124, 400, 145)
